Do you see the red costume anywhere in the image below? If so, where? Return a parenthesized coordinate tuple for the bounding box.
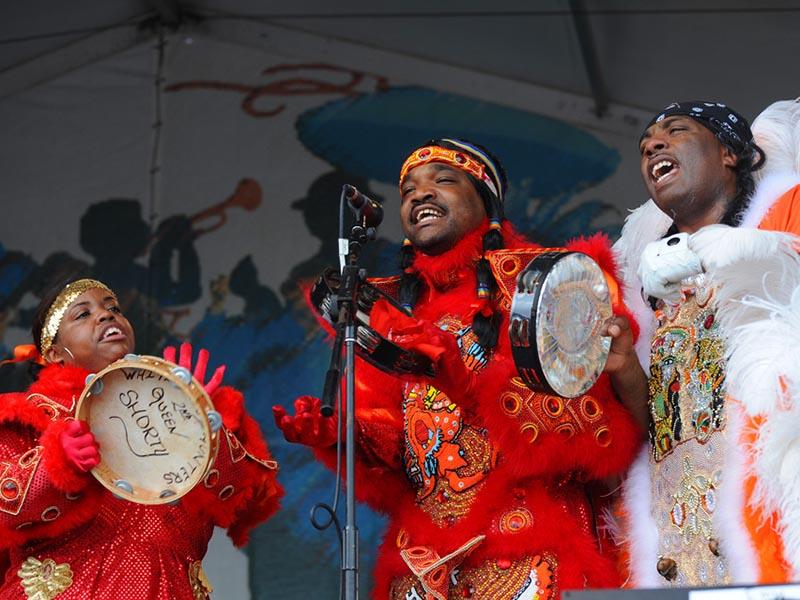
(311, 221, 641, 599)
(0, 363, 281, 600)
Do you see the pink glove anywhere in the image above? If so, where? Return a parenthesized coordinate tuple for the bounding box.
(272, 396, 338, 448)
(60, 420, 100, 472)
(163, 342, 226, 396)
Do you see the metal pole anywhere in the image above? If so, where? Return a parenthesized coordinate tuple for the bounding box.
(343, 320, 359, 600)
(569, 0, 609, 118)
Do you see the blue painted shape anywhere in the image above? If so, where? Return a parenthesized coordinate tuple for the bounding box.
(296, 86, 619, 199)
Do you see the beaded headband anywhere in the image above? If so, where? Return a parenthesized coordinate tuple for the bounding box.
(40, 278, 115, 355)
(399, 138, 504, 200)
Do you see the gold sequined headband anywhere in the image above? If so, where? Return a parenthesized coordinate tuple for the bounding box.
(399, 141, 503, 200)
(40, 279, 115, 355)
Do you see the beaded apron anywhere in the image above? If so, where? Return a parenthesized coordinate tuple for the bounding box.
(648, 277, 730, 586)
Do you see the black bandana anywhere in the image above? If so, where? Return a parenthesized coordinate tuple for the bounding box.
(642, 100, 754, 156)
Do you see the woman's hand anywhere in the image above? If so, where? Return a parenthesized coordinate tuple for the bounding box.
(163, 342, 226, 396)
(60, 420, 100, 472)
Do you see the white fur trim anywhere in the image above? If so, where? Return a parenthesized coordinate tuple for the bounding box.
(614, 200, 674, 276)
(613, 200, 671, 369)
(713, 402, 759, 584)
(739, 171, 800, 229)
(620, 447, 661, 587)
(752, 99, 800, 181)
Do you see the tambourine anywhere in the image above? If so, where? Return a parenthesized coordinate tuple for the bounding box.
(310, 269, 434, 376)
(76, 354, 222, 504)
(509, 251, 612, 398)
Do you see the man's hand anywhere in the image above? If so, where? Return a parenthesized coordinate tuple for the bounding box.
(601, 315, 649, 434)
(273, 396, 338, 448)
(601, 315, 637, 375)
(60, 420, 100, 472)
(163, 342, 226, 396)
(689, 224, 793, 271)
(638, 233, 703, 302)
(370, 299, 476, 398)
(387, 318, 476, 399)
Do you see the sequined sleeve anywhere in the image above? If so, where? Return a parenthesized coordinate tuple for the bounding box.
(0, 422, 96, 548)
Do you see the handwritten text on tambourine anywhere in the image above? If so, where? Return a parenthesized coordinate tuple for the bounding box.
(77, 356, 218, 504)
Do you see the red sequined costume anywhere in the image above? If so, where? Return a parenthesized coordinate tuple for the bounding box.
(312, 221, 641, 599)
(0, 363, 282, 599)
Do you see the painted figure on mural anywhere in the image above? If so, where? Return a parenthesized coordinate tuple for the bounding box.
(275, 138, 642, 599)
(191, 255, 307, 393)
(0, 278, 282, 599)
(0, 198, 204, 359)
(280, 170, 397, 325)
(606, 100, 800, 587)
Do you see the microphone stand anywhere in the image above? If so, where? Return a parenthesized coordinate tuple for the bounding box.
(319, 220, 376, 600)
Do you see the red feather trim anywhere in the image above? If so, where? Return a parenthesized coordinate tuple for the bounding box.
(191, 387, 283, 545)
(412, 223, 487, 288)
(26, 364, 88, 402)
(565, 232, 617, 274)
(211, 386, 245, 432)
(0, 392, 54, 431)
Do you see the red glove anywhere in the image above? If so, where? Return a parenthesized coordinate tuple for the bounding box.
(163, 342, 226, 396)
(371, 301, 476, 399)
(273, 396, 338, 448)
(60, 420, 100, 472)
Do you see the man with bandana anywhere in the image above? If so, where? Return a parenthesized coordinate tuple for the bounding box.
(275, 139, 642, 599)
(606, 101, 800, 587)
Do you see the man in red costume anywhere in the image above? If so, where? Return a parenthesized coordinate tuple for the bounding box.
(0, 278, 282, 599)
(275, 139, 642, 599)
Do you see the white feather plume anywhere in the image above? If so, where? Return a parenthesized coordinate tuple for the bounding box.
(620, 448, 662, 587)
(710, 237, 800, 415)
(722, 283, 800, 577)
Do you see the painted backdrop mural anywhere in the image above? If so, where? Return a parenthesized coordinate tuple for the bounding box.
(0, 34, 641, 598)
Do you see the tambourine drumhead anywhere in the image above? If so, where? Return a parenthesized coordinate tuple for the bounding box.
(509, 251, 612, 398)
(310, 269, 434, 377)
(76, 355, 219, 505)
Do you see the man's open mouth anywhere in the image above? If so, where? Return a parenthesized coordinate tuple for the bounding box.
(650, 159, 678, 184)
(411, 205, 445, 225)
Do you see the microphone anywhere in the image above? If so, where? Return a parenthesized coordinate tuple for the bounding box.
(343, 184, 383, 228)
